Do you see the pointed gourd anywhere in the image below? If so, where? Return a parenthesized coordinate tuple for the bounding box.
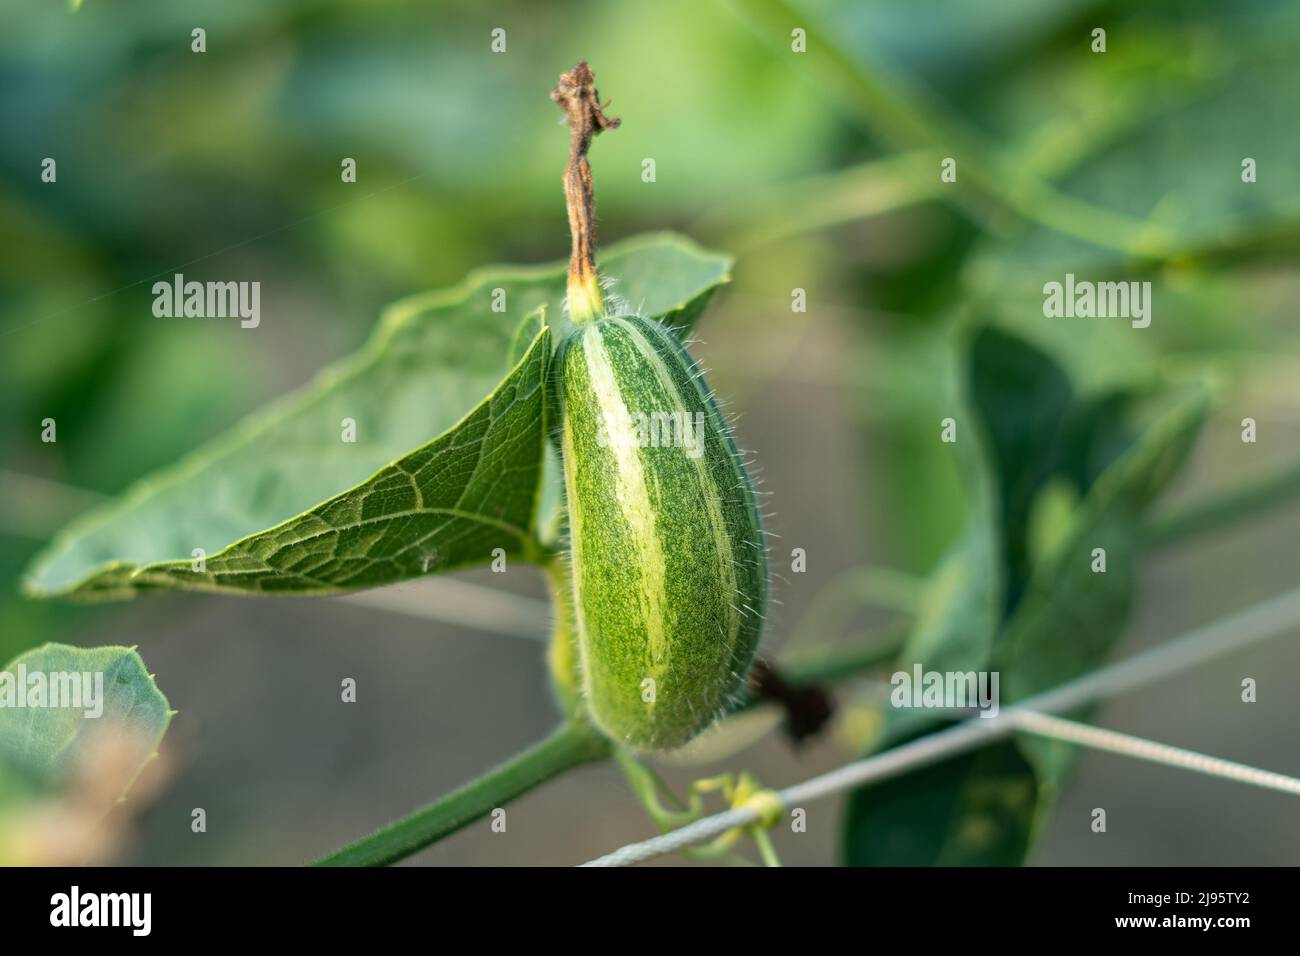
(557, 315, 767, 750)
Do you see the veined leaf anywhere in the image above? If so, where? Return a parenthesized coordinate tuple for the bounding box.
(24, 233, 731, 599)
(139, 323, 551, 595)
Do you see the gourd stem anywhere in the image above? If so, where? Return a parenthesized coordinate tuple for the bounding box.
(312, 721, 609, 866)
(552, 61, 619, 324)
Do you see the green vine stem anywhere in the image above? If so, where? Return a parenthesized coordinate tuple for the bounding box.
(1142, 457, 1300, 549)
(613, 752, 784, 865)
(313, 552, 606, 867)
(313, 720, 610, 866)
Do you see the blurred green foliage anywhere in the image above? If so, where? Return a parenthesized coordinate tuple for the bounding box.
(2, 0, 1298, 865)
(844, 327, 1207, 865)
(0, 643, 170, 864)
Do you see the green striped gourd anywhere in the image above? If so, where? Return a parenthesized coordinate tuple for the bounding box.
(557, 314, 767, 751)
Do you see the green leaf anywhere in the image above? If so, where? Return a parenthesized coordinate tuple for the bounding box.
(842, 735, 1039, 867)
(883, 327, 1074, 730)
(892, 337, 1002, 678)
(24, 233, 731, 599)
(143, 324, 551, 595)
(843, 328, 1208, 865)
(996, 384, 1210, 703)
(0, 643, 171, 803)
(992, 381, 1209, 822)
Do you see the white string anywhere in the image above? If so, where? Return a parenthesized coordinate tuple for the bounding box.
(581, 585, 1300, 866)
(1013, 711, 1300, 797)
